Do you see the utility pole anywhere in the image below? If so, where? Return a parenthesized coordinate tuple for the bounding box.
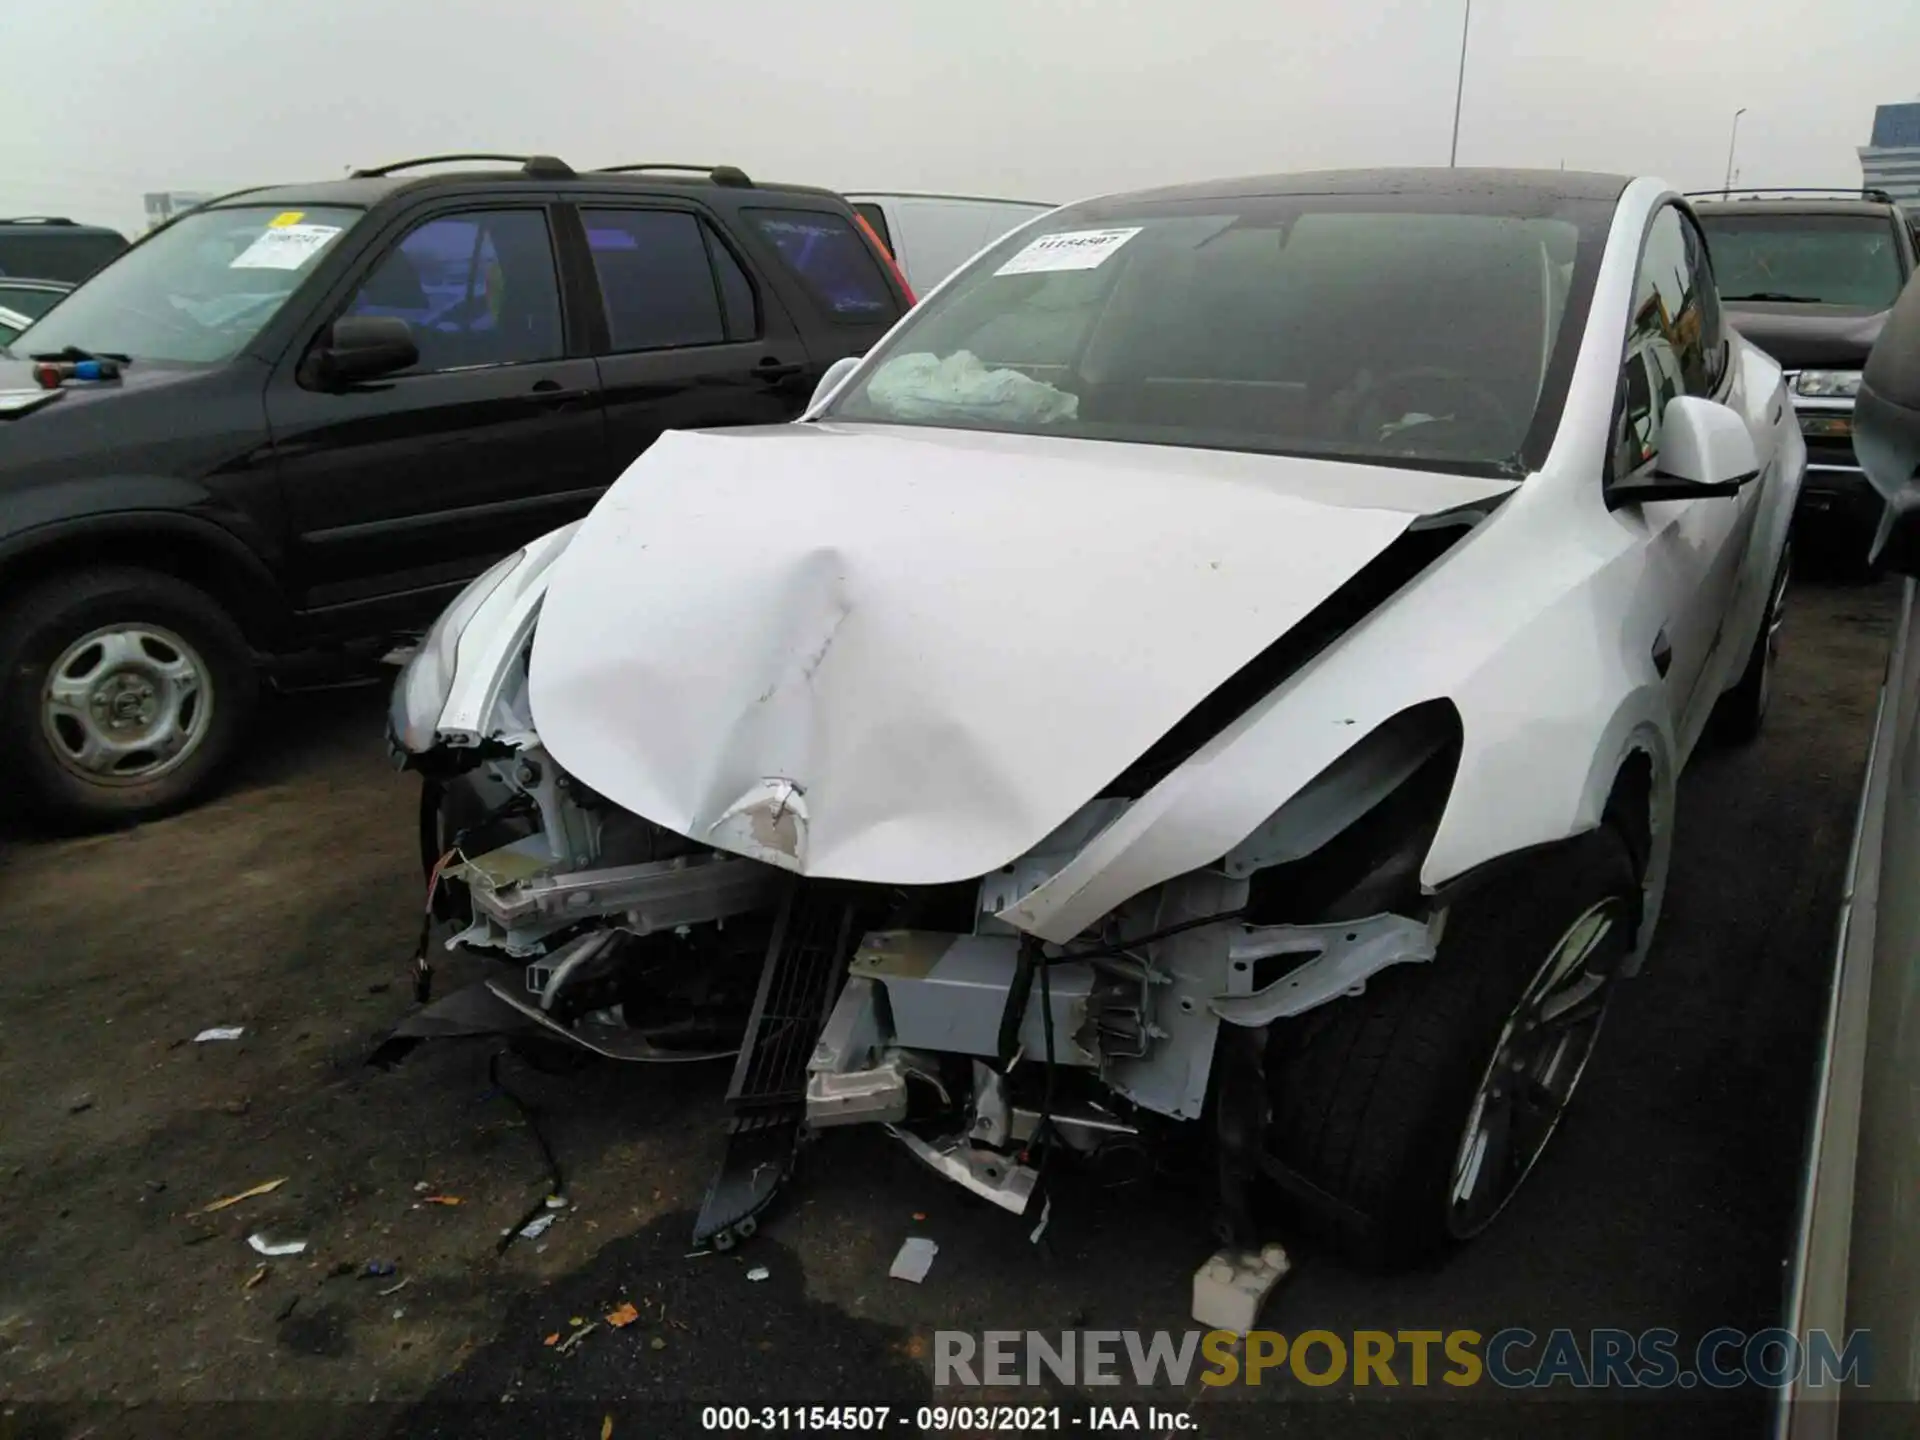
(1449, 0, 1473, 166)
(1723, 107, 1747, 192)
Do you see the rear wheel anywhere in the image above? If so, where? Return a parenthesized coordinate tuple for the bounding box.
(1262, 829, 1638, 1269)
(0, 568, 257, 830)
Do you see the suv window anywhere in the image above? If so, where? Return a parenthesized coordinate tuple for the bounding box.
(346, 209, 562, 373)
(582, 209, 757, 351)
(745, 208, 896, 321)
(0, 228, 127, 284)
(1614, 205, 1714, 473)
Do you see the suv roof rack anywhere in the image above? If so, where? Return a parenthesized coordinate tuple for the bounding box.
(1687, 186, 1897, 204)
(593, 163, 754, 188)
(348, 153, 575, 180)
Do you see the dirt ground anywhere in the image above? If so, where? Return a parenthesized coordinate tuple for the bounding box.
(0, 575, 1901, 1440)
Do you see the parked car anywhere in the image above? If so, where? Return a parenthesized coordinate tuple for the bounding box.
(0, 216, 128, 286)
(845, 192, 1056, 293)
(1775, 268, 1920, 1432)
(388, 168, 1802, 1267)
(1693, 189, 1918, 570)
(0, 278, 70, 346)
(0, 154, 912, 830)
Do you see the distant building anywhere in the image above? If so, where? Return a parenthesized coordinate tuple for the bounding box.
(1860, 104, 1920, 205)
(142, 191, 214, 231)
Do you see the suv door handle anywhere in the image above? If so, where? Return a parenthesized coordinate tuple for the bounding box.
(530, 378, 595, 411)
(750, 359, 805, 381)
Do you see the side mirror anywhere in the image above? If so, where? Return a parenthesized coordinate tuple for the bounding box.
(1855, 272, 1920, 577)
(807, 354, 863, 414)
(1605, 395, 1760, 509)
(305, 315, 418, 388)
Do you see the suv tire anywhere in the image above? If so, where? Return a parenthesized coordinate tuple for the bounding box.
(1262, 829, 1638, 1270)
(0, 568, 257, 830)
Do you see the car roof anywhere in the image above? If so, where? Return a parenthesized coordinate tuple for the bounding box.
(1095, 166, 1634, 206)
(1691, 197, 1901, 218)
(193, 159, 848, 216)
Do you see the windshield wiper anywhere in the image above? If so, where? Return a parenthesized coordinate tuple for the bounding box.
(1721, 292, 1825, 304)
(28, 344, 132, 364)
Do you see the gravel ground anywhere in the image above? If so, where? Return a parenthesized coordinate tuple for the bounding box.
(0, 574, 1899, 1440)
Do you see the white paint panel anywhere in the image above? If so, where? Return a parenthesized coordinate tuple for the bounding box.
(529, 423, 1512, 884)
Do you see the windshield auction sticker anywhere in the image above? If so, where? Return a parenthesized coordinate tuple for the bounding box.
(230, 223, 342, 271)
(994, 226, 1142, 276)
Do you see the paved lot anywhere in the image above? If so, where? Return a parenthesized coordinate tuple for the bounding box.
(0, 575, 1901, 1439)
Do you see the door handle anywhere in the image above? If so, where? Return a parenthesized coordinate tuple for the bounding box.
(750, 359, 805, 381)
(529, 378, 595, 411)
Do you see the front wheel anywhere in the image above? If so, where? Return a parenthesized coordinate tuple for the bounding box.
(0, 568, 257, 830)
(1710, 541, 1791, 745)
(1263, 829, 1639, 1269)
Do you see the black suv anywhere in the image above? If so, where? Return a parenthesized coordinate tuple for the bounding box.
(0, 155, 913, 829)
(1692, 189, 1919, 566)
(0, 216, 129, 285)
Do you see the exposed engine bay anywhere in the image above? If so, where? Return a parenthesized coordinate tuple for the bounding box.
(393, 671, 1461, 1251)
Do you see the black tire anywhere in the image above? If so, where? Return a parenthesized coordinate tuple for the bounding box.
(0, 568, 257, 830)
(1262, 828, 1638, 1270)
(1710, 541, 1791, 745)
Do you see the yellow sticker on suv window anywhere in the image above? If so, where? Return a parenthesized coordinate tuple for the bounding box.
(268, 211, 305, 228)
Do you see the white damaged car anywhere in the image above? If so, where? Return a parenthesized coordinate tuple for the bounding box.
(384, 168, 1802, 1269)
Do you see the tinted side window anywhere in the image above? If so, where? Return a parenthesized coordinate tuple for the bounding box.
(1679, 212, 1725, 388)
(1613, 207, 1704, 473)
(853, 203, 894, 256)
(705, 228, 759, 341)
(347, 209, 562, 373)
(746, 208, 896, 321)
(582, 209, 730, 352)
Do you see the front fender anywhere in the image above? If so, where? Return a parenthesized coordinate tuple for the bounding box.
(1002, 470, 1682, 945)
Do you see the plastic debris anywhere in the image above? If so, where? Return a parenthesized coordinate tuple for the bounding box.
(543, 1332, 560, 1347)
(1191, 1244, 1292, 1334)
(602, 1417, 614, 1440)
(243, 1266, 269, 1290)
(1029, 1195, 1053, 1246)
(379, 1278, 409, 1298)
(606, 1302, 640, 1328)
(912, 1212, 927, 1221)
(202, 1178, 287, 1213)
(889, 1236, 939, 1284)
(248, 1233, 309, 1257)
(413, 1181, 431, 1193)
(420, 1194, 461, 1207)
(516, 1212, 559, 1242)
(556, 1322, 598, 1355)
(194, 1027, 246, 1043)
(364, 1260, 397, 1278)
(746, 1266, 770, 1283)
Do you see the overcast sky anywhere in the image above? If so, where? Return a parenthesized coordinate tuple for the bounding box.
(4, 0, 1915, 236)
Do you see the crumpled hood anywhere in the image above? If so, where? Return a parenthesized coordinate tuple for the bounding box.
(529, 423, 1514, 884)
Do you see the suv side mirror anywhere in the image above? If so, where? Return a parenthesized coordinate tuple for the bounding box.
(1855, 273, 1920, 577)
(807, 354, 862, 414)
(305, 316, 418, 388)
(1605, 395, 1761, 509)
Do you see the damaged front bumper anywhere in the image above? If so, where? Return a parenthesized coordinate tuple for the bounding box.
(382, 528, 1459, 1248)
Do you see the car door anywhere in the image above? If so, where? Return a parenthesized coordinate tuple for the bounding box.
(1612, 203, 1766, 743)
(558, 199, 813, 475)
(265, 200, 605, 637)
